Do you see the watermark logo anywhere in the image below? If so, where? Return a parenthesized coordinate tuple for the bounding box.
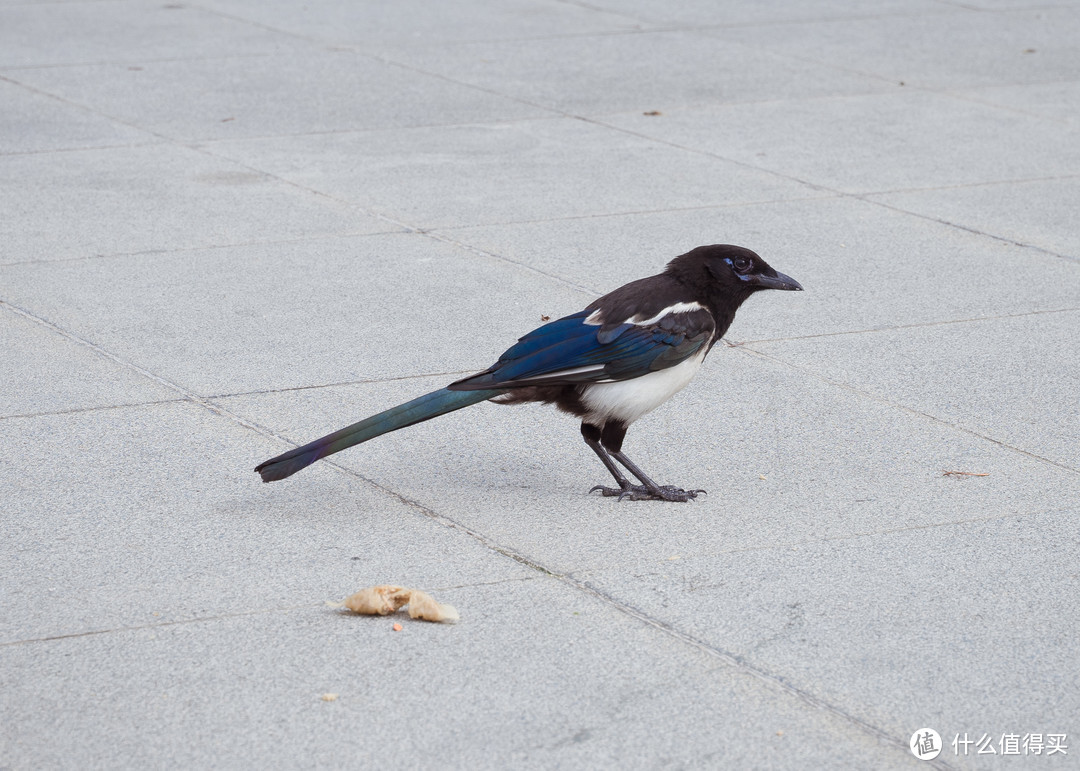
(911, 728, 942, 760)
(910, 729, 1068, 759)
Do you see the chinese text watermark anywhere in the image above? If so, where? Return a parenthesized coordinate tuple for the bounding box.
(910, 729, 1068, 760)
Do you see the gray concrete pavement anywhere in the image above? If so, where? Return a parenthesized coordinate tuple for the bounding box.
(2, 1, 1078, 769)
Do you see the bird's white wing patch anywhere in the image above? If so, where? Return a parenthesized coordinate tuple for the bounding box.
(626, 301, 704, 327)
(520, 364, 609, 381)
(583, 309, 604, 326)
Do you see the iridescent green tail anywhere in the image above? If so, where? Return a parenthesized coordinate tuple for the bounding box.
(255, 387, 502, 482)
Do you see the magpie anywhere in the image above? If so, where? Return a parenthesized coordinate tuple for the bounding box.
(255, 244, 802, 501)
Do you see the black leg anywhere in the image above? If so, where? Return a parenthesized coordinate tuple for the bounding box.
(610, 448, 705, 502)
(584, 421, 706, 502)
(580, 423, 632, 488)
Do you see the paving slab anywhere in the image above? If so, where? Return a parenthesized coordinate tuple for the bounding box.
(751, 310, 1080, 472)
(602, 89, 1080, 194)
(578, 508, 1080, 771)
(10, 48, 552, 142)
(869, 176, 1080, 259)
(0, 143, 392, 265)
(0, 78, 152, 154)
(946, 80, 1080, 123)
(196, 0, 653, 47)
(700, 6, 1080, 90)
(0, 578, 909, 770)
(947, 0, 1079, 8)
(574, 0, 949, 27)
(0, 1, 300, 68)
(201, 117, 823, 229)
(370, 28, 890, 116)
(0, 307, 177, 417)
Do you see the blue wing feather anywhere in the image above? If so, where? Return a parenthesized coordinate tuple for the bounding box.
(493, 310, 600, 362)
(450, 307, 714, 390)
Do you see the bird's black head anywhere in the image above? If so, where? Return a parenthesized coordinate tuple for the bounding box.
(667, 245, 803, 302)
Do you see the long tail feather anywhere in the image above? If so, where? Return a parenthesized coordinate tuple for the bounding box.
(255, 387, 503, 482)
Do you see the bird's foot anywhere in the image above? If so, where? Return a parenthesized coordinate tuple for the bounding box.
(589, 484, 706, 502)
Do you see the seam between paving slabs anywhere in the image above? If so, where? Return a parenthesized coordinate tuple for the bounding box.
(860, 198, 1080, 265)
(423, 194, 837, 231)
(0, 372, 482, 421)
(0, 576, 538, 649)
(0, 229, 408, 268)
(0, 52, 333, 74)
(737, 345, 1080, 477)
(0, 397, 188, 422)
(858, 171, 1080, 195)
(568, 506, 1072, 575)
(0, 140, 167, 159)
(3, 297, 943, 768)
(732, 306, 1080, 346)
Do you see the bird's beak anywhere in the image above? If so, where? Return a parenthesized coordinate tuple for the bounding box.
(749, 271, 803, 291)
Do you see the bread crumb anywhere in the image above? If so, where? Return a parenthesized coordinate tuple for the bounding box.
(406, 590, 460, 623)
(340, 585, 459, 624)
(321, 693, 338, 702)
(343, 585, 410, 615)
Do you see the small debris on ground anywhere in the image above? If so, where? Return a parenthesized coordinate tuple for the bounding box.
(332, 584, 459, 623)
(340, 584, 408, 615)
(404, 589, 459, 622)
(321, 693, 338, 702)
(942, 470, 990, 477)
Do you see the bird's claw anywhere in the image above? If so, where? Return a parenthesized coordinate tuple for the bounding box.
(589, 484, 705, 502)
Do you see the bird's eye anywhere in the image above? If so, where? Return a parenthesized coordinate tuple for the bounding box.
(732, 257, 753, 273)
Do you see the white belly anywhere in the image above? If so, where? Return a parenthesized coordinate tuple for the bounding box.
(579, 351, 706, 425)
